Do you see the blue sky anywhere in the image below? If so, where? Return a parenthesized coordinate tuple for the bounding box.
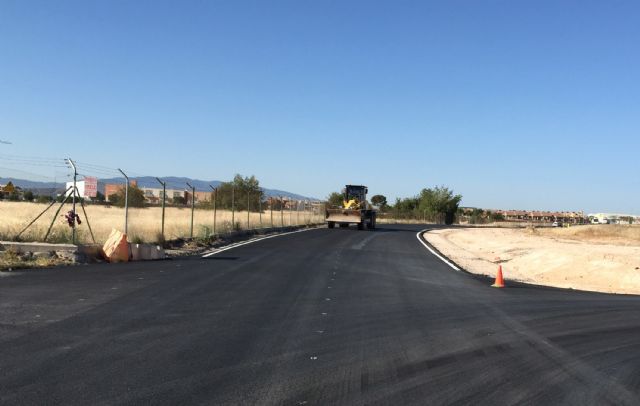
(1, 1, 638, 213)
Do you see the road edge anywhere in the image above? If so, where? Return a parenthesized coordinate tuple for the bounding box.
(202, 227, 318, 257)
(417, 227, 640, 296)
(415, 228, 462, 271)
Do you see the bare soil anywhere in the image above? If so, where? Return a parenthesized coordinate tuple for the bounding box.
(424, 226, 640, 295)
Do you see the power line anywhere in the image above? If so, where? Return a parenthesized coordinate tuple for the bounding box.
(0, 166, 58, 181)
(0, 153, 64, 163)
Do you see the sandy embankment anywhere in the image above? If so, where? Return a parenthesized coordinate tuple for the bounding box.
(424, 228, 640, 295)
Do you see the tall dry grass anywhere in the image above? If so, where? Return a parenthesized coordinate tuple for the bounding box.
(0, 201, 322, 244)
(536, 224, 640, 246)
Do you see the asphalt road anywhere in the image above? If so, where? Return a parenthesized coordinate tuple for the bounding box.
(2, 224, 640, 405)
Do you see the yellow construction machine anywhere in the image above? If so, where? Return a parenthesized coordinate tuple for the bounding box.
(325, 185, 376, 230)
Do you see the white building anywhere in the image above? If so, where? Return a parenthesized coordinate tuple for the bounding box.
(65, 180, 86, 199)
(588, 213, 639, 224)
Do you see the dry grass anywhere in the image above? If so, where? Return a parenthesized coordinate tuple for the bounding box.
(535, 224, 640, 246)
(0, 201, 323, 244)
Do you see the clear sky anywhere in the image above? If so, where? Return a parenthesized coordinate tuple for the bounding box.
(1, 1, 638, 213)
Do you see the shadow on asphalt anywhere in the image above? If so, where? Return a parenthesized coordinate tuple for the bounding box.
(204, 256, 239, 261)
(376, 227, 421, 233)
(327, 227, 416, 233)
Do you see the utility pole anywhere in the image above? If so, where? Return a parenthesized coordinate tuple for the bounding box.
(209, 185, 217, 235)
(186, 182, 195, 238)
(117, 168, 129, 235)
(156, 177, 166, 239)
(67, 158, 78, 244)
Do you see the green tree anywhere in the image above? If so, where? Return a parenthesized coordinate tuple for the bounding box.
(172, 196, 186, 205)
(216, 174, 264, 211)
(108, 193, 120, 205)
(94, 191, 105, 202)
(110, 185, 146, 208)
(23, 190, 34, 201)
(327, 192, 344, 208)
(36, 195, 52, 203)
(370, 194, 388, 210)
(417, 186, 462, 225)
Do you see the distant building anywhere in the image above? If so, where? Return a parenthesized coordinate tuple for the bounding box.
(65, 180, 86, 198)
(139, 187, 212, 205)
(588, 213, 639, 224)
(496, 210, 587, 224)
(104, 180, 138, 202)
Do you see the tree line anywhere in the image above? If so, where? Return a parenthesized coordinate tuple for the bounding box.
(107, 174, 267, 210)
(326, 185, 462, 225)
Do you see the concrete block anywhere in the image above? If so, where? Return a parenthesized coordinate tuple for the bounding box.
(130, 243, 165, 261)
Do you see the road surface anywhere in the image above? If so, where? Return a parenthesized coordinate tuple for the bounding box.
(1, 224, 640, 405)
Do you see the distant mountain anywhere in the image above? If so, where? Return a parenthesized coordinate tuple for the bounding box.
(0, 176, 318, 201)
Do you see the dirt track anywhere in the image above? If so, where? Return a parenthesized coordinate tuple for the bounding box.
(424, 227, 640, 295)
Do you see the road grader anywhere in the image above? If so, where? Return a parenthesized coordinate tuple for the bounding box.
(325, 185, 376, 230)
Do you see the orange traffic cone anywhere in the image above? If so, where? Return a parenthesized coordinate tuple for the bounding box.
(492, 265, 505, 288)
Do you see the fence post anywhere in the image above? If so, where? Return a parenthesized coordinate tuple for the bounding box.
(247, 191, 250, 230)
(231, 185, 235, 230)
(270, 197, 273, 228)
(67, 158, 78, 244)
(156, 178, 166, 239)
(117, 168, 129, 235)
(280, 196, 284, 227)
(186, 182, 195, 238)
(209, 185, 216, 235)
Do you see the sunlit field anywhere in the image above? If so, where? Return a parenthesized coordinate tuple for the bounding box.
(0, 201, 323, 244)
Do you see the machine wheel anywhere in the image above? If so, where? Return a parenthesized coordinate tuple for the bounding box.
(357, 221, 364, 230)
(339, 223, 349, 228)
(327, 221, 335, 229)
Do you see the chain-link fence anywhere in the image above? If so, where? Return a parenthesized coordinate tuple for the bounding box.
(0, 155, 325, 244)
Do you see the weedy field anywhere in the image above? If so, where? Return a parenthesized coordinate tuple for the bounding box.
(534, 224, 640, 246)
(0, 202, 322, 244)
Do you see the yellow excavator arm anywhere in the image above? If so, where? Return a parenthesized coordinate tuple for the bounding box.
(343, 199, 360, 209)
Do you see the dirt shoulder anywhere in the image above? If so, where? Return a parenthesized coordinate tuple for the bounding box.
(424, 227, 640, 295)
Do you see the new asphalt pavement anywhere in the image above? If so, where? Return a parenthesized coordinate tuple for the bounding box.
(2, 224, 640, 405)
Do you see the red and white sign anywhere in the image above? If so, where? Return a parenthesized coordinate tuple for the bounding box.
(84, 176, 98, 197)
